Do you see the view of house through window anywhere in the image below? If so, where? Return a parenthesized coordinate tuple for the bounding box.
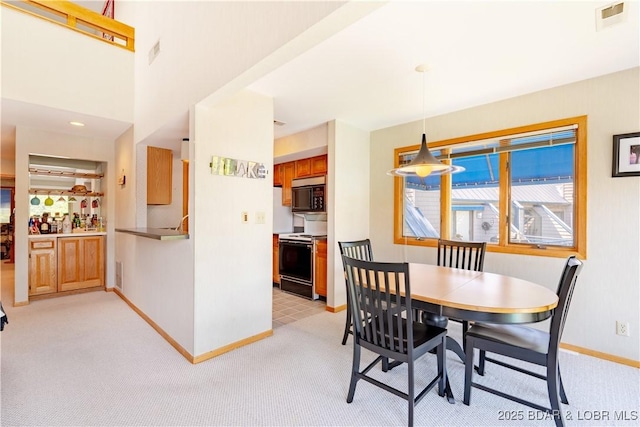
(395, 116, 586, 257)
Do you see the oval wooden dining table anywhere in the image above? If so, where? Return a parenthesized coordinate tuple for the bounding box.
(407, 263, 559, 324)
(395, 263, 560, 403)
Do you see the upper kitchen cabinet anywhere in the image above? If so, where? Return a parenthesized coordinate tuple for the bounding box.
(147, 146, 173, 205)
(281, 162, 296, 206)
(273, 163, 283, 186)
(296, 155, 327, 178)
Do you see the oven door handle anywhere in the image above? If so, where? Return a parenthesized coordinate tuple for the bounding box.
(279, 241, 313, 249)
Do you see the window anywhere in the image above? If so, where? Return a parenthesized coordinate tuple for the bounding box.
(393, 116, 587, 258)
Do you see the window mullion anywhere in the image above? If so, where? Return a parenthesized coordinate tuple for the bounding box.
(441, 149, 452, 240)
(498, 152, 510, 247)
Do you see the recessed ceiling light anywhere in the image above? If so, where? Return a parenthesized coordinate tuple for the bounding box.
(69, 121, 85, 127)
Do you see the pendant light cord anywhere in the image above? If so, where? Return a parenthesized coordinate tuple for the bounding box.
(422, 69, 426, 135)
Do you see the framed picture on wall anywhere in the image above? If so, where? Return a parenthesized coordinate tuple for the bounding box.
(612, 132, 640, 177)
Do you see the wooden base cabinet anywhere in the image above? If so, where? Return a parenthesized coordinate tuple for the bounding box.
(315, 240, 327, 297)
(58, 236, 105, 292)
(29, 239, 57, 296)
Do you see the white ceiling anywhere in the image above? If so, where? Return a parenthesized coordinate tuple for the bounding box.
(2, 1, 639, 161)
(249, 0, 639, 139)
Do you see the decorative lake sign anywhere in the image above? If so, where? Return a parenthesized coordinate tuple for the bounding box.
(210, 156, 267, 179)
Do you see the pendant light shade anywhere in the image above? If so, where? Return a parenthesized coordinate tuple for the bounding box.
(387, 65, 465, 178)
(388, 133, 464, 177)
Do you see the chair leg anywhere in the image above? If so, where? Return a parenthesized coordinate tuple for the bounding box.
(408, 360, 415, 427)
(346, 342, 361, 403)
(341, 302, 352, 345)
(547, 358, 564, 427)
(558, 365, 569, 404)
(461, 320, 469, 352)
(463, 337, 475, 405)
(476, 349, 486, 376)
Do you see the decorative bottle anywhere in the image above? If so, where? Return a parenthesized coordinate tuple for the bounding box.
(62, 215, 72, 234)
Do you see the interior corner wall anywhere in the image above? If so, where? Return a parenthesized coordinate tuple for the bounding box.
(369, 67, 640, 362)
(115, 127, 136, 229)
(328, 120, 370, 310)
(192, 90, 274, 357)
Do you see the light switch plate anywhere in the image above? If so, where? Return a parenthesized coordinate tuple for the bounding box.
(256, 211, 266, 224)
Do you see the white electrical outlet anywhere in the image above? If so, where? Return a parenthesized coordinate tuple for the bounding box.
(616, 321, 630, 337)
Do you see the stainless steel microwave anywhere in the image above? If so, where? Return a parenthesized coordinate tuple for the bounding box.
(291, 176, 326, 213)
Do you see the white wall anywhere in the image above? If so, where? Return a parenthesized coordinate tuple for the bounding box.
(328, 120, 370, 310)
(274, 124, 328, 162)
(114, 1, 349, 145)
(114, 105, 195, 355)
(1, 5, 133, 123)
(370, 68, 640, 362)
(14, 126, 117, 303)
(192, 90, 274, 356)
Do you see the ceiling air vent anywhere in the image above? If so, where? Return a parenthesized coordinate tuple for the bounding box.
(274, 120, 286, 127)
(596, 2, 627, 31)
(148, 40, 160, 64)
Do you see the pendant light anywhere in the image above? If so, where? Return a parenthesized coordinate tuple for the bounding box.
(388, 65, 464, 178)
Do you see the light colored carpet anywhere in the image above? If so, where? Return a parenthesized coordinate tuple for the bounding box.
(1, 290, 638, 426)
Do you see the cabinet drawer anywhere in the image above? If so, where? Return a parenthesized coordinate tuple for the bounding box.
(31, 240, 55, 250)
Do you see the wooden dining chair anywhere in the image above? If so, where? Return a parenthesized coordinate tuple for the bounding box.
(463, 256, 583, 427)
(342, 255, 448, 427)
(338, 239, 374, 345)
(423, 239, 487, 358)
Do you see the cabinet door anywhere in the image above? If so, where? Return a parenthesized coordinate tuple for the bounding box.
(295, 158, 311, 178)
(281, 162, 296, 206)
(29, 239, 57, 295)
(273, 163, 282, 186)
(147, 146, 173, 205)
(272, 234, 280, 284)
(310, 155, 327, 176)
(58, 236, 104, 291)
(315, 240, 327, 297)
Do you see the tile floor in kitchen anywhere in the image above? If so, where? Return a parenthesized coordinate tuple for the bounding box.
(272, 285, 326, 328)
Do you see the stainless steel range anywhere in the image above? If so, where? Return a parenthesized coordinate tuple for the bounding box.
(278, 233, 326, 300)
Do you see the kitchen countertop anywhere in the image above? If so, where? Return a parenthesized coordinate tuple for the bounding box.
(115, 228, 189, 241)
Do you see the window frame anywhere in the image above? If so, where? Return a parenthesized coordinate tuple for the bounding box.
(393, 116, 587, 259)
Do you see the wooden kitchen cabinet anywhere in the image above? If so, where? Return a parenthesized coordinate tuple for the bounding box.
(29, 238, 57, 296)
(315, 240, 327, 297)
(295, 158, 312, 177)
(310, 155, 327, 176)
(296, 155, 327, 178)
(147, 146, 173, 205)
(281, 162, 296, 206)
(58, 236, 105, 292)
(272, 234, 280, 285)
(273, 163, 282, 186)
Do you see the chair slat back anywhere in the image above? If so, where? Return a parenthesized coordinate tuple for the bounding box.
(342, 255, 413, 355)
(339, 239, 374, 261)
(437, 239, 486, 272)
(549, 256, 583, 351)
